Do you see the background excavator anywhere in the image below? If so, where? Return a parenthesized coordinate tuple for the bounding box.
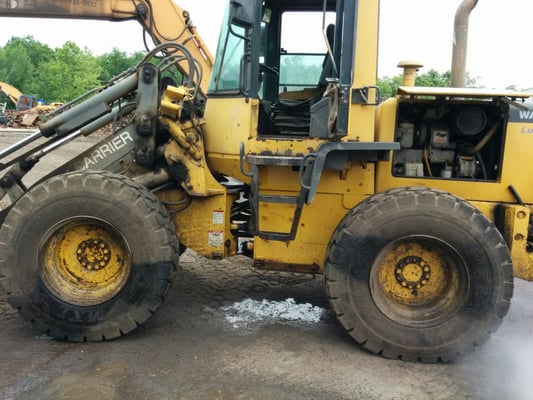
(0, 81, 39, 111)
(0, 0, 531, 363)
(0, 81, 64, 126)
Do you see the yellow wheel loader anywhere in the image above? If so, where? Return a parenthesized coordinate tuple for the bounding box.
(0, 0, 531, 362)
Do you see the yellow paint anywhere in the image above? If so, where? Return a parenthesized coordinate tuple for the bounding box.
(204, 97, 256, 158)
(498, 204, 533, 281)
(0, 1, 213, 96)
(347, 0, 380, 142)
(375, 242, 452, 305)
(250, 162, 375, 271)
(254, 238, 325, 271)
(163, 117, 225, 197)
(40, 220, 131, 306)
(157, 189, 238, 259)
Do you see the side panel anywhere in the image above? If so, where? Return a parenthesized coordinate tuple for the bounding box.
(204, 97, 256, 153)
(498, 204, 533, 280)
(157, 189, 238, 259)
(252, 164, 374, 272)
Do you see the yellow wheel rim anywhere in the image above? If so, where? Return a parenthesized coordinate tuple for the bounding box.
(40, 218, 131, 306)
(369, 236, 468, 327)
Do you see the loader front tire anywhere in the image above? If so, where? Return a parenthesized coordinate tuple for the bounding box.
(325, 187, 513, 362)
(0, 171, 179, 341)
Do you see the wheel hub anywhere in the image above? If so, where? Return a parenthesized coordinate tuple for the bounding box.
(370, 237, 466, 327)
(394, 256, 431, 291)
(77, 239, 112, 271)
(40, 219, 131, 306)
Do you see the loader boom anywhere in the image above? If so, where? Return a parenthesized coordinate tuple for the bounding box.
(0, 0, 214, 96)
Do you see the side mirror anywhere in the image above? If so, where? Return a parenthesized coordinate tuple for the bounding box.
(229, 0, 255, 28)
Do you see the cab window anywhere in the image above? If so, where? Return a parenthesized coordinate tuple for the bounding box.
(278, 11, 335, 93)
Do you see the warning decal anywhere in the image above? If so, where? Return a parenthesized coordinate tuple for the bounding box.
(208, 230, 224, 247)
(212, 210, 224, 225)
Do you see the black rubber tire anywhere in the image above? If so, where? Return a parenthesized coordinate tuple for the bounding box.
(0, 171, 179, 341)
(325, 187, 514, 362)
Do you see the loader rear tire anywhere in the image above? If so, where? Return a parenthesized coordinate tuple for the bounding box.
(325, 187, 513, 362)
(0, 171, 179, 341)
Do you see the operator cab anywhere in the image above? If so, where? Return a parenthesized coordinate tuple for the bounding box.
(209, 0, 344, 139)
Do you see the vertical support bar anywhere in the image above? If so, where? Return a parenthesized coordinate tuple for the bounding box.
(499, 204, 533, 281)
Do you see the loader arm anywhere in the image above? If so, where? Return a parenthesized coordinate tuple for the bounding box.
(0, 0, 214, 96)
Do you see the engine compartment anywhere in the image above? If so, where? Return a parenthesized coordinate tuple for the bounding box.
(392, 99, 508, 181)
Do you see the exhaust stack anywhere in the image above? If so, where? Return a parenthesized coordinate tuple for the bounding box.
(451, 0, 478, 87)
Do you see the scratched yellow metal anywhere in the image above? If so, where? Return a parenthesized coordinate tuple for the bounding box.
(375, 242, 452, 305)
(499, 204, 533, 281)
(40, 221, 131, 306)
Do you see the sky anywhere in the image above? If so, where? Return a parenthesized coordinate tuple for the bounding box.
(0, 0, 532, 90)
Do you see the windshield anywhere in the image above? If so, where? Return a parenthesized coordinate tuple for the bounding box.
(208, 5, 246, 94)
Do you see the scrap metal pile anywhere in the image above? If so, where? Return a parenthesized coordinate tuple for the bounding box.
(0, 108, 48, 128)
(0, 107, 115, 135)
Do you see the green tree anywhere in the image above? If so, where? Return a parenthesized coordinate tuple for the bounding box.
(40, 41, 102, 102)
(97, 48, 144, 83)
(279, 55, 323, 90)
(376, 75, 403, 99)
(377, 69, 479, 99)
(0, 36, 55, 96)
(0, 37, 151, 104)
(416, 69, 451, 87)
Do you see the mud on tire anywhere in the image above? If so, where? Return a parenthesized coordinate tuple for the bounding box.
(0, 171, 179, 341)
(325, 187, 514, 362)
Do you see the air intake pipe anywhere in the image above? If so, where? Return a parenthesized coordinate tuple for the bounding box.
(451, 0, 478, 87)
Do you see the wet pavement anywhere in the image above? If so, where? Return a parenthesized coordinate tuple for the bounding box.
(1, 250, 533, 400)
